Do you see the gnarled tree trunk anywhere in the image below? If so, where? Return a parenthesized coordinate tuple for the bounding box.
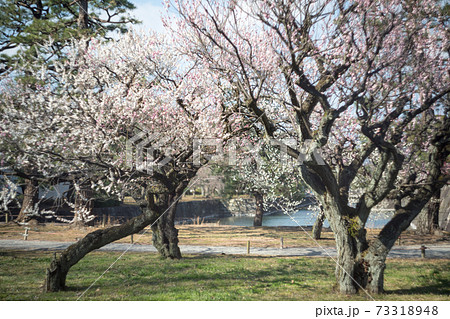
(312, 205, 325, 239)
(152, 193, 182, 259)
(320, 195, 371, 294)
(332, 222, 368, 294)
(332, 207, 426, 295)
(360, 123, 449, 294)
(329, 197, 436, 295)
(363, 242, 389, 294)
(415, 190, 440, 234)
(253, 191, 264, 227)
(361, 202, 430, 294)
(16, 178, 39, 223)
(44, 190, 175, 292)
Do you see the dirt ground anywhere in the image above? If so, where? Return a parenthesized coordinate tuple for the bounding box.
(0, 222, 449, 248)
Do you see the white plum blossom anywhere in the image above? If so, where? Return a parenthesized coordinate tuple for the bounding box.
(0, 30, 227, 199)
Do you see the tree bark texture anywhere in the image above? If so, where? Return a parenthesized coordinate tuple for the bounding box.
(253, 191, 264, 227)
(328, 212, 368, 294)
(325, 198, 432, 294)
(151, 195, 182, 259)
(312, 206, 325, 239)
(16, 179, 39, 223)
(415, 189, 441, 234)
(77, 0, 89, 30)
(310, 119, 448, 295)
(44, 190, 175, 292)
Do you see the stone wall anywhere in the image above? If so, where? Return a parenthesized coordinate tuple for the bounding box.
(90, 198, 258, 223)
(92, 205, 142, 223)
(221, 198, 256, 216)
(2, 196, 304, 224)
(175, 199, 233, 220)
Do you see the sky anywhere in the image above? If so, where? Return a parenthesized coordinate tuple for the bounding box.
(131, 0, 166, 33)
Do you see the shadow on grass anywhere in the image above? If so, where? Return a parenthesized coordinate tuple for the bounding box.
(386, 285, 450, 296)
(17, 251, 447, 300)
(75, 254, 448, 300)
(386, 278, 450, 296)
(71, 254, 334, 295)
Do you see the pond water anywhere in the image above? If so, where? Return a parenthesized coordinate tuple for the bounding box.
(217, 209, 394, 228)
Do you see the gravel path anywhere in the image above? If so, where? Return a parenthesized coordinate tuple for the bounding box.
(1, 239, 449, 259)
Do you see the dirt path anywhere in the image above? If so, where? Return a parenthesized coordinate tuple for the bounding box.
(1, 239, 449, 259)
(2, 223, 449, 249)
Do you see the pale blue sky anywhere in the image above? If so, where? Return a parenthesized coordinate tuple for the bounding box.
(131, 0, 166, 32)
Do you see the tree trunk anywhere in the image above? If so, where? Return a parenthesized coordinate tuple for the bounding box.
(416, 190, 440, 234)
(253, 191, 264, 227)
(16, 179, 39, 223)
(362, 114, 449, 294)
(317, 183, 443, 295)
(361, 205, 426, 294)
(312, 206, 325, 239)
(363, 243, 389, 294)
(333, 227, 363, 294)
(432, 191, 441, 231)
(65, 181, 75, 203)
(151, 198, 182, 259)
(320, 197, 370, 294)
(72, 187, 94, 227)
(77, 0, 89, 30)
(44, 190, 174, 292)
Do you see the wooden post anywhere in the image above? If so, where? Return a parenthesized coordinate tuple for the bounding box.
(5, 213, 8, 224)
(420, 245, 427, 258)
(247, 240, 250, 254)
(280, 237, 284, 249)
(23, 227, 30, 240)
(102, 214, 106, 228)
(131, 234, 134, 244)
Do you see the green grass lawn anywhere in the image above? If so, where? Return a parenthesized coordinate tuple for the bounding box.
(0, 250, 448, 301)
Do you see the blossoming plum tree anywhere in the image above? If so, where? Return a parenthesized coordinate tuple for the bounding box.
(0, 0, 140, 224)
(169, 0, 449, 294)
(215, 140, 306, 226)
(0, 31, 228, 291)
